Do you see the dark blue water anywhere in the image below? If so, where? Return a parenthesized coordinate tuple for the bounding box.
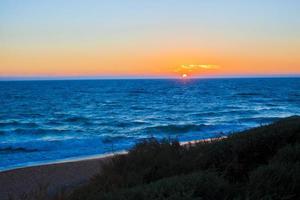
(0, 78, 299, 171)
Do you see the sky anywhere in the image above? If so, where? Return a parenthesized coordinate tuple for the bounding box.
(0, 0, 300, 79)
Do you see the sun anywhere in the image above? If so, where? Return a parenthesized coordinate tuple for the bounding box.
(181, 74, 188, 79)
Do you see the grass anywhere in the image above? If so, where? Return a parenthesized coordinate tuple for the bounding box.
(13, 116, 300, 200)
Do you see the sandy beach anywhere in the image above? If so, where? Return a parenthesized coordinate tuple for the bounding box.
(0, 153, 118, 200)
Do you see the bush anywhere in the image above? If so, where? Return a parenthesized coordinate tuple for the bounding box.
(270, 144, 300, 164)
(189, 116, 300, 182)
(69, 139, 186, 200)
(100, 171, 234, 200)
(66, 116, 300, 200)
(247, 162, 300, 200)
(246, 144, 300, 200)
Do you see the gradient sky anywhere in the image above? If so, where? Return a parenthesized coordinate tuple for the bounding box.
(1, 0, 300, 78)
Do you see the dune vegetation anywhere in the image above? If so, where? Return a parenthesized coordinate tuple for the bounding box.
(64, 116, 300, 200)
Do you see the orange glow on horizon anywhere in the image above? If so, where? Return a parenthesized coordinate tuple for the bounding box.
(1, 43, 300, 77)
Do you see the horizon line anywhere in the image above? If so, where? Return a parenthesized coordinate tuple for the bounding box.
(0, 74, 300, 81)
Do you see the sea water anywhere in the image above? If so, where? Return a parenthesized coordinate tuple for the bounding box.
(0, 78, 299, 171)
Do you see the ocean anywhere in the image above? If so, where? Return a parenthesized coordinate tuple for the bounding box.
(0, 78, 299, 171)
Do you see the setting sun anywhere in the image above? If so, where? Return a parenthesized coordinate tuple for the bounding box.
(182, 74, 188, 79)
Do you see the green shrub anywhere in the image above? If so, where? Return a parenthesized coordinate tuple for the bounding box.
(189, 116, 300, 182)
(100, 171, 234, 200)
(247, 162, 300, 200)
(271, 144, 300, 164)
(67, 116, 300, 200)
(246, 144, 300, 200)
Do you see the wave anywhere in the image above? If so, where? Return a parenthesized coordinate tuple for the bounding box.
(63, 116, 90, 123)
(289, 93, 300, 97)
(265, 103, 278, 107)
(0, 146, 38, 154)
(130, 105, 146, 111)
(0, 121, 19, 127)
(239, 117, 281, 124)
(45, 121, 62, 126)
(114, 121, 148, 128)
(129, 89, 150, 95)
(102, 135, 130, 144)
(235, 92, 261, 96)
(192, 109, 259, 117)
(145, 124, 206, 134)
(96, 120, 149, 128)
(19, 113, 44, 118)
(12, 128, 68, 135)
(0, 121, 38, 128)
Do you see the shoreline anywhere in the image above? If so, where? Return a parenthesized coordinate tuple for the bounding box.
(0, 136, 226, 200)
(0, 150, 128, 173)
(0, 136, 227, 173)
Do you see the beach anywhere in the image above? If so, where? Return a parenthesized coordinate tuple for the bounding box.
(0, 154, 114, 200)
